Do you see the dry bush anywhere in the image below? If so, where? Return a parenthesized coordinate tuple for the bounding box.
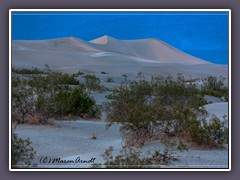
(27, 118, 39, 125)
(91, 133, 97, 140)
(122, 129, 152, 147)
(81, 113, 90, 119)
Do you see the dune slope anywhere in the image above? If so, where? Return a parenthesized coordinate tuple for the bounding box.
(12, 35, 227, 79)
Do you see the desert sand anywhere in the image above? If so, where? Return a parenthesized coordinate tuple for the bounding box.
(12, 36, 228, 80)
(14, 101, 228, 168)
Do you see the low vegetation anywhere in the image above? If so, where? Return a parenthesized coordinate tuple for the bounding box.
(12, 67, 45, 75)
(11, 132, 36, 167)
(106, 77, 114, 83)
(83, 74, 107, 93)
(12, 66, 228, 168)
(92, 146, 176, 168)
(73, 71, 85, 77)
(200, 76, 228, 101)
(106, 74, 228, 149)
(12, 65, 100, 124)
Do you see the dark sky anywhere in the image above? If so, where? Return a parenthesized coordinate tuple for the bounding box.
(11, 11, 229, 64)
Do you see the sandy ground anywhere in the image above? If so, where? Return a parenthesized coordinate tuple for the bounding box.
(14, 117, 228, 169)
(14, 98, 229, 169)
(14, 120, 122, 168)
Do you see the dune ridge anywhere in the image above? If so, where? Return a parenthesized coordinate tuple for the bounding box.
(12, 35, 227, 79)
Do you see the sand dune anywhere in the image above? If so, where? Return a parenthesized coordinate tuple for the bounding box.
(13, 37, 100, 52)
(12, 35, 228, 79)
(204, 102, 228, 124)
(90, 35, 210, 64)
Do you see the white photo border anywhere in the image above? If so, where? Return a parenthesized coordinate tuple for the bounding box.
(9, 9, 231, 172)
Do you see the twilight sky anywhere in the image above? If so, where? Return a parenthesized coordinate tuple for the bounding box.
(12, 11, 229, 64)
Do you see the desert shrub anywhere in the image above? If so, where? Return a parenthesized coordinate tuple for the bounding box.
(152, 74, 206, 108)
(11, 132, 36, 167)
(202, 76, 225, 91)
(200, 76, 228, 101)
(33, 84, 100, 120)
(35, 90, 56, 123)
(106, 77, 114, 83)
(92, 146, 175, 168)
(12, 67, 45, 75)
(91, 133, 97, 140)
(12, 76, 21, 87)
(55, 86, 100, 118)
(15, 75, 57, 123)
(58, 73, 79, 85)
(73, 71, 85, 77)
(101, 71, 108, 74)
(12, 79, 37, 123)
(83, 74, 106, 92)
(187, 115, 228, 148)
(106, 75, 204, 146)
(11, 66, 100, 123)
(106, 79, 154, 146)
(106, 74, 228, 149)
(45, 71, 79, 85)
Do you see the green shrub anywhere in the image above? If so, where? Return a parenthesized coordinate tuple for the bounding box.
(202, 76, 225, 91)
(55, 86, 100, 118)
(200, 76, 228, 101)
(35, 90, 56, 123)
(122, 74, 128, 78)
(106, 74, 228, 149)
(101, 71, 108, 74)
(106, 75, 203, 146)
(106, 79, 154, 146)
(106, 77, 114, 83)
(46, 71, 79, 85)
(84, 74, 106, 92)
(93, 146, 175, 168)
(12, 79, 37, 123)
(12, 67, 45, 75)
(188, 115, 228, 148)
(11, 67, 100, 123)
(11, 132, 36, 167)
(73, 71, 85, 77)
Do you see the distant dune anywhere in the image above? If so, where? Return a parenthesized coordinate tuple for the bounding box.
(91, 35, 210, 64)
(12, 35, 228, 79)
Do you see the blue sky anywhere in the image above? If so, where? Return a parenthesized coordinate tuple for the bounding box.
(12, 11, 229, 64)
